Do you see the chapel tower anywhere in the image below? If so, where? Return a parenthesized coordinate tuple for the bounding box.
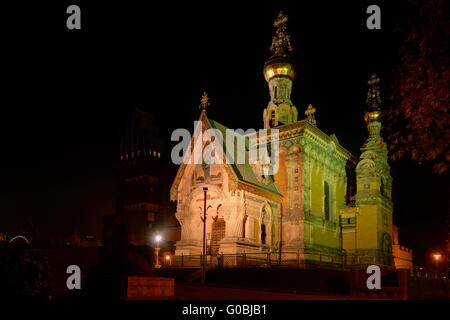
(263, 11, 299, 129)
(353, 74, 394, 265)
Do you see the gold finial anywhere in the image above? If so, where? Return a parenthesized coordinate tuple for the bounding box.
(366, 73, 382, 111)
(270, 11, 293, 56)
(200, 91, 210, 112)
(305, 104, 317, 127)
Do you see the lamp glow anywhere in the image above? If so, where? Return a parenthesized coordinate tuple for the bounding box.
(432, 253, 442, 261)
(153, 234, 162, 269)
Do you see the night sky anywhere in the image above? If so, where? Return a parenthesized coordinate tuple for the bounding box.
(1, 1, 448, 266)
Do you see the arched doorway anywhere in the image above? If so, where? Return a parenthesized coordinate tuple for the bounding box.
(260, 203, 272, 246)
(211, 217, 225, 255)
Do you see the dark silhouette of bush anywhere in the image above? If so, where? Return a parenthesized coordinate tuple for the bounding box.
(0, 242, 51, 300)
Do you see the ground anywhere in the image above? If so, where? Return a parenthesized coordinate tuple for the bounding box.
(174, 283, 362, 300)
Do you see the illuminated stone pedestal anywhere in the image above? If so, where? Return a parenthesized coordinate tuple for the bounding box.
(174, 240, 202, 256)
(219, 237, 260, 254)
(219, 238, 275, 267)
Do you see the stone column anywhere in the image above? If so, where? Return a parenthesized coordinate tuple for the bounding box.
(283, 149, 304, 252)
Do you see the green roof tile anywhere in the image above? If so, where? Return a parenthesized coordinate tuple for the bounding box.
(207, 117, 281, 196)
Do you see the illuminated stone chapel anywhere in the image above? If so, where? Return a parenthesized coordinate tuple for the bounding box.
(170, 12, 411, 267)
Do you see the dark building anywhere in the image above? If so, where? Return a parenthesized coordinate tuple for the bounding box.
(117, 108, 165, 246)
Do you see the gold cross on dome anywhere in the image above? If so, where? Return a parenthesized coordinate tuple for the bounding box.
(200, 91, 210, 112)
(270, 11, 293, 55)
(305, 104, 316, 117)
(305, 104, 317, 127)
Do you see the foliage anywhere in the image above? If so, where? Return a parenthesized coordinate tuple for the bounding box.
(388, 0, 450, 174)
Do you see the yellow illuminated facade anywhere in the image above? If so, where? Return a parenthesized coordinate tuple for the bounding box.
(340, 74, 412, 267)
(171, 13, 412, 268)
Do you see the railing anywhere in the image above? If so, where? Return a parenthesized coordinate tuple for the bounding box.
(165, 250, 399, 270)
(163, 252, 448, 284)
(409, 266, 448, 280)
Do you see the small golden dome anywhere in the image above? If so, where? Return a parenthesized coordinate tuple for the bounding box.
(364, 110, 382, 123)
(263, 55, 296, 82)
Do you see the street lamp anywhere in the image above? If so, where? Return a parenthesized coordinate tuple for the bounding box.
(432, 253, 442, 274)
(154, 234, 162, 268)
(202, 187, 208, 284)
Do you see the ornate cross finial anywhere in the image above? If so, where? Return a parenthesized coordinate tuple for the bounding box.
(200, 91, 210, 112)
(270, 11, 293, 56)
(366, 73, 382, 111)
(305, 104, 317, 127)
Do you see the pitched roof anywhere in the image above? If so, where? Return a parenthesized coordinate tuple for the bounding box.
(170, 112, 282, 200)
(208, 117, 281, 196)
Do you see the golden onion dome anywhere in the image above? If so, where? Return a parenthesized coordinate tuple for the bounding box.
(264, 12, 296, 82)
(364, 110, 382, 123)
(263, 55, 297, 82)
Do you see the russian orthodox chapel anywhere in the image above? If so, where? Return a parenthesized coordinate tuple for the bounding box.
(170, 12, 412, 268)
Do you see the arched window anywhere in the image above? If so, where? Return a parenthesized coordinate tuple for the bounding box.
(261, 224, 266, 244)
(274, 86, 278, 99)
(324, 181, 330, 221)
(260, 206, 269, 245)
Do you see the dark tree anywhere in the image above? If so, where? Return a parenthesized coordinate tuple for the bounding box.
(0, 242, 50, 300)
(388, 0, 450, 174)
